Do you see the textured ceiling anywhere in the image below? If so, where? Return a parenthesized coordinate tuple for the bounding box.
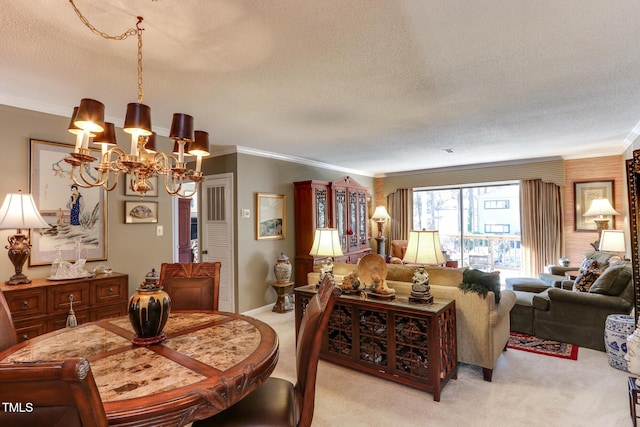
(1, 0, 640, 176)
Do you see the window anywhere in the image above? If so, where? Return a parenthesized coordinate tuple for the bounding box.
(413, 183, 522, 274)
(484, 224, 510, 234)
(484, 200, 509, 209)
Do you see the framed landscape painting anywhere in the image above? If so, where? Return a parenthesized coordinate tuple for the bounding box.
(256, 193, 285, 240)
(574, 180, 614, 231)
(29, 139, 107, 265)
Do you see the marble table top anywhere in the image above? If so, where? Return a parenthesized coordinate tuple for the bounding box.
(0, 311, 279, 427)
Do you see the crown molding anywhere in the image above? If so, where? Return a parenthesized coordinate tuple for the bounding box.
(234, 146, 374, 177)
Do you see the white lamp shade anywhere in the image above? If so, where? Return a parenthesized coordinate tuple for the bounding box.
(583, 198, 619, 217)
(402, 230, 446, 265)
(0, 192, 50, 230)
(372, 206, 390, 220)
(599, 230, 626, 253)
(309, 228, 343, 257)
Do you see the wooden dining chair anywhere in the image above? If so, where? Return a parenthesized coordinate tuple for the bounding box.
(0, 358, 108, 427)
(0, 289, 17, 351)
(159, 262, 221, 311)
(193, 273, 340, 427)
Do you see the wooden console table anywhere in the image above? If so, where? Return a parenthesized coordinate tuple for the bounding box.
(294, 285, 457, 401)
(0, 273, 128, 341)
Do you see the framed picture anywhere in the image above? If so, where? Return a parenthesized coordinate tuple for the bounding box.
(256, 193, 286, 240)
(125, 174, 158, 197)
(29, 139, 108, 265)
(125, 201, 159, 224)
(574, 180, 614, 231)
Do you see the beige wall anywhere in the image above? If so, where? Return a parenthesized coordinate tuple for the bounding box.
(233, 153, 373, 312)
(563, 155, 627, 265)
(0, 105, 175, 294)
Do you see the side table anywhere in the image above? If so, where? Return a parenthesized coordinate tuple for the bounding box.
(271, 281, 294, 313)
(565, 270, 580, 280)
(629, 376, 640, 426)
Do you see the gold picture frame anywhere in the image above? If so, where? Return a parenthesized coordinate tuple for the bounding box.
(29, 139, 108, 265)
(256, 193, 285, 240)
(574, 180, 614, 231)
(125, 201, 159, 224)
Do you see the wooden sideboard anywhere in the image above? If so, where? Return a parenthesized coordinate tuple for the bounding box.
(293, 176, 371, 285)
(0, 273, 128, 341)
(294, 285, 457, 401)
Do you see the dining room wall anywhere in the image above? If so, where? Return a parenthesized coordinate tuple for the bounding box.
(0, 104, 173, 294)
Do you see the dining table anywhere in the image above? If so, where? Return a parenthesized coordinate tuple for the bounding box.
(0, 311, 279, 427)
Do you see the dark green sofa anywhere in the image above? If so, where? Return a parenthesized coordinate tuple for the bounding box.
(538, 251, 615, 289)
(532, 261, 633, 351)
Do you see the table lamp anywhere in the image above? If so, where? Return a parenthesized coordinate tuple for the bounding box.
(402, 230, 445, 304)
(371, 205, 391, 258)
(0, 191, 50, 285)
(309, 228, 343, 284)
(598, 229, 626, 259)
(583, 198, 619, 249)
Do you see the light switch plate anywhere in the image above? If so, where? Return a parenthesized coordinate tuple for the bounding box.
(241, 209, 250, 218)
(156, 225, 163, 236)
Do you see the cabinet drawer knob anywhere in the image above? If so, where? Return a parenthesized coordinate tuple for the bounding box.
(21, 301, 29, 310)
(21, 334, 29, 341)
(108, 287, 114, 294)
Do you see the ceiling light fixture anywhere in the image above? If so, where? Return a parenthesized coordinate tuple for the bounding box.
(64, 1, 209, 198)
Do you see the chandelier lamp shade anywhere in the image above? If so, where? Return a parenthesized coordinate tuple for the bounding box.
(64, 2, 210, 198)
(0, 191, 50, 285)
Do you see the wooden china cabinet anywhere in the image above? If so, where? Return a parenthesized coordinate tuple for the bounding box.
(293, 176, 371, 285)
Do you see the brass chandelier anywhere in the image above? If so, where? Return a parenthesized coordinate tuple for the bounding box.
(65, 0, 209, 198)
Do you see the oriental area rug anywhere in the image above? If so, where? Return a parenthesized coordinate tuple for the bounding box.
(508, 332, 579, 360)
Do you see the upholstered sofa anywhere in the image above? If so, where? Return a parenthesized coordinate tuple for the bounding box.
(308, 262, 516, 381)
(539, 251, 616, 289)
(531, 260, 634, 351)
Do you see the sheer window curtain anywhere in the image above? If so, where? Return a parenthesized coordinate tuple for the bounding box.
(387, 188, 413, 241)
(520, 179, 564, 277)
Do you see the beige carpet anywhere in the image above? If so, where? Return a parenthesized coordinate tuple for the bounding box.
(250, 307, 631, 427)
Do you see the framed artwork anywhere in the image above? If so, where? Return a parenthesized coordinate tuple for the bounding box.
(125, 201, 159, 224)
(29, 139, 108, 265)
(256, 193, 286, 240)
(125, 174, 158, 197)
(574, 180, 614, 231)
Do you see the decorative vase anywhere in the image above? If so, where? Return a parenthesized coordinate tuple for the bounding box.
(604, 314, 635, 371)
(128, 268, 171, 346)
(274, 252, 292, 283)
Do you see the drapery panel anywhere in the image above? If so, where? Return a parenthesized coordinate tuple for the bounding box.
(520, 179, 563, 277)
(387, 188, 413, 241)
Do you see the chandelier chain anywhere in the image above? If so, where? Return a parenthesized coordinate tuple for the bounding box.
(68, 0, 145, 103)
(68, 0, 139, 41)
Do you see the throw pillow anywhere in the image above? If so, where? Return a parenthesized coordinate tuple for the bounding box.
(589, 262, 632, 296)
(572, 262, 601, 292)
(460, 269, 501, 303)
(578, 258, 598, 273)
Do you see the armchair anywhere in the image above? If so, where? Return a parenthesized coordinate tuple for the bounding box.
(533, 261, 633, 351)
